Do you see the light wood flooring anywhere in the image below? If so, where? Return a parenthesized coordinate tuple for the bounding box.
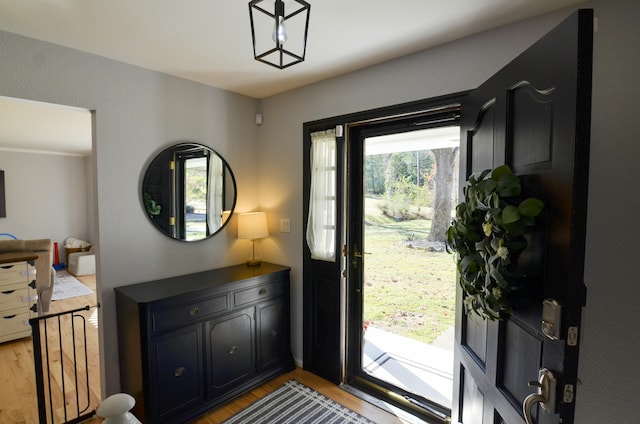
(0, 273, 101, 424)
(0, 274, 407, 424)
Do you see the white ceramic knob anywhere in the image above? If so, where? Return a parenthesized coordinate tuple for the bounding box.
(97, 393, 141, 424)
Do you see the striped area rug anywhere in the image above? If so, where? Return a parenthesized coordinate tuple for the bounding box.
(222, 380, 376, 424)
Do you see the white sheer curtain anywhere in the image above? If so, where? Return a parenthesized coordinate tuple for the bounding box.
(306, 129, 337, 261)
(207, 154, 224, 231)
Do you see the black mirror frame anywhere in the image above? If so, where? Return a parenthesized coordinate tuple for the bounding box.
(141, 142, 237, 242)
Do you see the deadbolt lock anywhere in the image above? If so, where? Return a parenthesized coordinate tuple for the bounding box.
(542, 299, 562, 340)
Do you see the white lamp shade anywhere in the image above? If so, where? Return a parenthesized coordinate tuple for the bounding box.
(238, 212, 268, 240)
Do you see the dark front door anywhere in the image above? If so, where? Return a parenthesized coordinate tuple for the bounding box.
(452, 9, 592, 424)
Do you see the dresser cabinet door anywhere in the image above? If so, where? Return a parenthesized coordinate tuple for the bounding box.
(206, 308, 255, 397)
(150, 326, 203, 421)
(257, 298, 289, 370)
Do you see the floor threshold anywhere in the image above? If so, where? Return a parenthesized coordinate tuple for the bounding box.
(340, 382, 445, 424)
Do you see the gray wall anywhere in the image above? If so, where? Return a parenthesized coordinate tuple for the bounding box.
(0, 151, 90, 258)
(575, 0, 640, 421)
(1, 0, 638, 421)
(258, 0, 640, 422)
(0, 31, 261, 394)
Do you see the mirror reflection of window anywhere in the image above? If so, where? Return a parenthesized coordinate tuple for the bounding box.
(142, 142, 236, 241)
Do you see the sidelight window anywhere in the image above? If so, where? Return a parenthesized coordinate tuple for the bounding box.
(306, 129, 337, 262)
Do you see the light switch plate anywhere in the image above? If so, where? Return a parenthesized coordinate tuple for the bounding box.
(280, 218, 290, 233)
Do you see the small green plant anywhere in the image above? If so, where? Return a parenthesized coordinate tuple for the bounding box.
(144, 193, 161, 217)
(445, 165, 544, 320)
(379, 177, 431, 220)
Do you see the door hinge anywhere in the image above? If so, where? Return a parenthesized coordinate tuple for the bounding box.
(567, 326, 579, 346)
(169, 216, 175, 226)
(563, 384, 575, 403)
(169, 160, 175, 170)
(342, 244, 347, 257)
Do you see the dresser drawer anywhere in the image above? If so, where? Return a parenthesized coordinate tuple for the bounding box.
(0, 309, 31, 336)
(233, 281, 285, 307)
(0, 287, 31, 310)
(0, 262, 33, 286)
(152, 294, 228, 333)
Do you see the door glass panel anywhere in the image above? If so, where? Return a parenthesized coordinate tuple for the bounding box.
(361, 125, 459, 409)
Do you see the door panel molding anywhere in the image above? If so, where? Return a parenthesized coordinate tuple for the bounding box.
(509, 83, 555, 172)
(463, 314, 488, 367)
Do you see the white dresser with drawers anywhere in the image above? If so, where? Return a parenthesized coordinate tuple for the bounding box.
(0, 252, 37, 343)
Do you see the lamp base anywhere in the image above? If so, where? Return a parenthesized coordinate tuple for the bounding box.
(246, 259, 262, 267)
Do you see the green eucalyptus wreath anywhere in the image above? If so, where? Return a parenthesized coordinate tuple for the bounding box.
(446, 165, 544, 320)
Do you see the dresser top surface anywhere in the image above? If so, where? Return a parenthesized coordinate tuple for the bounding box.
(0, 251, 38, 265)
(115, 262, 290, 303)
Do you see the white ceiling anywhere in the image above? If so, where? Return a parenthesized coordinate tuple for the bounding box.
(0, 0, 585, 155)
(0, 96, 92, 156)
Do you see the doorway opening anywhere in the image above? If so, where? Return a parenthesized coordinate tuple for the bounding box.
(303, 93, 466, 422)
(345, 105, 461, 422)
(361, 126, 459, 408)
(0, 96, 100, 422)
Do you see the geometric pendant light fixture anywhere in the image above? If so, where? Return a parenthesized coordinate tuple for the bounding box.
(248, 0, 311, 69)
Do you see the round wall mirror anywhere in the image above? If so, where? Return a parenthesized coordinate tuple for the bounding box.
(141, 142, 237, 241)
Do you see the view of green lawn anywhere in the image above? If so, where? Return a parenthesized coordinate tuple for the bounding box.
(363, 196, 456, 345)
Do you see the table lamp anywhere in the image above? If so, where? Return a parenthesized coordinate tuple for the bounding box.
(237, 212, 268, 266)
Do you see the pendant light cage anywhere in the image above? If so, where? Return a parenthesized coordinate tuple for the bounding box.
(249, 0, 311, 69)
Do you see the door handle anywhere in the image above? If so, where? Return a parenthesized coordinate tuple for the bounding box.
(352, 249, 371, 270)
(523, 368, 556, 424)
(349, 246, 370, 268)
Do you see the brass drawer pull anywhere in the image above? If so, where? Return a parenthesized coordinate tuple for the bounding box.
(259, 288, 267, 296)
(2, 290, 16, 295)
(174, 367, 186, 377)
(188, 306, 199, 316)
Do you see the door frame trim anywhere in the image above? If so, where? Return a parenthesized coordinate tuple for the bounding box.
(302, 91, 468, 422)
